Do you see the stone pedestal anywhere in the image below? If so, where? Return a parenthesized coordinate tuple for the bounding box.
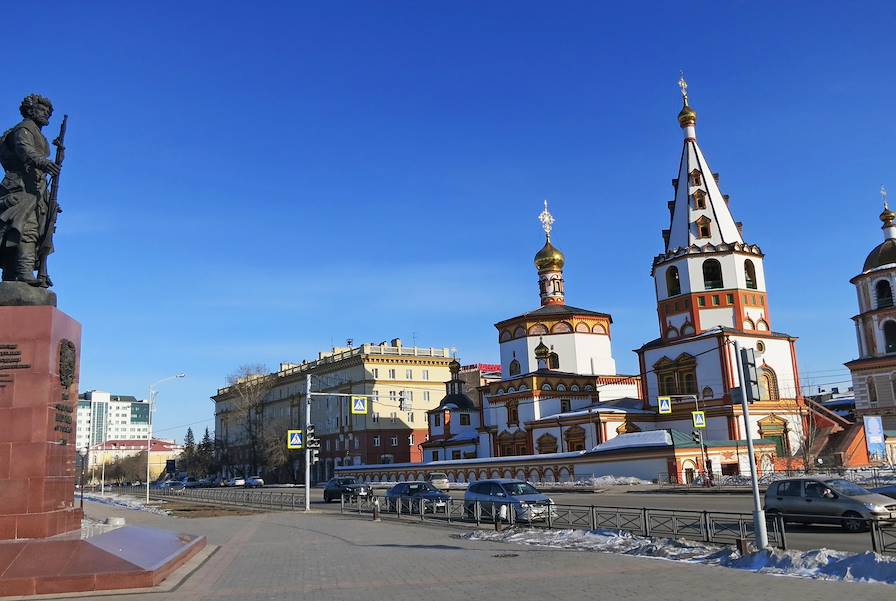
(0, 305, 82, 540)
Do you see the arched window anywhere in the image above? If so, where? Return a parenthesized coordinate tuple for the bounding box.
(702, 386, 714, 399)
(681, 372, 697, 395)
(666, 266, 681, 296)
(886, 321, 896, 354)
(696, 216, 712, 239)
(743, 318, 755, 330)
(548, 352, 560, 369)
(877, 280, 894, 309)
(745, 260, 757, 290)
(693, 190, 706, 209)
(537, 433, 558, 454)
(867, 376, 878, 404)
(758, 366, 779, 401)
(509, 359, 520, 376)
(702, 259, 723, 290)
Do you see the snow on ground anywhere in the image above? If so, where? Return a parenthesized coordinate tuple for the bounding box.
(463, 528, 896, 585)
(82, 492, 170, 516)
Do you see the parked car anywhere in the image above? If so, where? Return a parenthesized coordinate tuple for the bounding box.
(226, 477, 246, 487)
(871, 485, 896, 500)
(764, 477, 896, 532)
(182, 477, 201, 488)
(463, 479, 555, 521)
(323, 477, 371, 502)
(245, 476, 265, 488)
(156, 480, 184, 491)
(426, 472, 450, 491)
(384, 481, 451, 512)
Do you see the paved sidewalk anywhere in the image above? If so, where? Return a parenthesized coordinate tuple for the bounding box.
(53, 501, 894, 601)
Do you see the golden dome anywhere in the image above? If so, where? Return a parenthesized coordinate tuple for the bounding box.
(881, 206, 896, 227)
(678, 104, 697, 128)
(534, 238, 565, 272)
(534, 338, 550, 358)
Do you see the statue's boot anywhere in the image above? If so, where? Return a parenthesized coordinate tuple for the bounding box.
(14, 246, 40, 287)
(37, 275, 52, 288)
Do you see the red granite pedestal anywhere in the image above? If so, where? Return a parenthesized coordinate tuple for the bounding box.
(0, 305, 206, 596)
(0, 306, 82, 539)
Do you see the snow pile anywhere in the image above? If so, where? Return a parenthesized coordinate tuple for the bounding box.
(82, 492, 170, 516)
(535, 476, 651, 487)
(463, 528, 896, 585)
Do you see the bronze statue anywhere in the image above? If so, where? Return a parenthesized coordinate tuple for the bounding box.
(0, 94, 65, 288)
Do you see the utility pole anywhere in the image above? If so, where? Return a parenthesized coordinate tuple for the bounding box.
(733, 340, 769, 549)
(305, 373, 311, 511)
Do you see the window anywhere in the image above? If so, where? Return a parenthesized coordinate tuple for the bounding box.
(452, 451, 461, 460)
(690, 169, 702, 186)
(507, 401, 519, 425)
(745, 260, 758, 290)
(712, 295, 720, 306)
(548, 352, 560, 370)
(388, 369, 396, 379)
(408, 434, 414, 444)
(390, 412, 397, 423)
(693, 190, 706, 209)
(460, 413, 471, 426)
(407, 412, 414, 422)
(372, 368, 379, 378)
(537, 433, 558, 454)
(702, 386, 713, 399)
(405, 369, 413, 379)
(422, 369, 430, 380)
(389, 390, 397, 402)
(886, 321, 896, 353)
(433, 413, 441, 426)
(560, 399, 571, 413)
(702, 259, 723, 289)
(431, 451, 439, 461)
(325, 439, 330, 451)
(423, 391, 430, 402)
(353, 438, 359, 449)
(390, 436, 398, 446)
(698, 296, 706, 307)
(758, 367, 779, 401)
(681, 372, 697, 395)
(373, 435, 380, 447)
(666, 266, 681, 296)
(696, 215, 712, 238)
(509, 359, 521, 376)
(868, 377, 878, 405)
(726, 293, 734, 304)
(372, 412, 379, 423)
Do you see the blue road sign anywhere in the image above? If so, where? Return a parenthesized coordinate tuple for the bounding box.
(658, 396, 672, 414)
(351, 395, 368, 415)
(287, 429, 304, 450)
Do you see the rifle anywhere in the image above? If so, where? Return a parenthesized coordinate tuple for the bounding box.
(36, 114, 67, 285)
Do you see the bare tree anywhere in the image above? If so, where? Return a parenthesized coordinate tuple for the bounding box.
(225, 364, 275, 476)
(260, 417, 294, 483)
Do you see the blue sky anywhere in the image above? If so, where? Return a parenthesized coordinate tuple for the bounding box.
(4, 2, 894, 441)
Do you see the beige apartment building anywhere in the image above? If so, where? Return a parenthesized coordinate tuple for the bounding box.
(212, 339, 455, 483)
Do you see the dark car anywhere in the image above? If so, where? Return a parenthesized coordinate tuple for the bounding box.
(323, 477, 371, 502)
(384, 481, 451, 512)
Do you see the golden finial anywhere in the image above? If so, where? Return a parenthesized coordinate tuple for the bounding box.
(882, 185, 889, 211)
(538, 199, 555, 241)
(678, 70, 689, 106)
(677, 71, 697, 129)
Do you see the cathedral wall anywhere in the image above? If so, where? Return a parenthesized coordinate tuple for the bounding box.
(642, 336, 720, 405)
(499, 332, 616, 379)
(727, 335, 799, 400)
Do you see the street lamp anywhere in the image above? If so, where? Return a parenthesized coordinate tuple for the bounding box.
(79, 446, 88, 510)
(146, 373, 186, 503)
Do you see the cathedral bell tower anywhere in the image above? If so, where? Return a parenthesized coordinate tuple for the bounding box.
(534, 200, 566, 306)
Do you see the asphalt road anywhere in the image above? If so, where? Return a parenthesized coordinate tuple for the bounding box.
(292, 486, 882, 554)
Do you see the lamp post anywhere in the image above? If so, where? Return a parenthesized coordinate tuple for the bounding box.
(146, 373, 186, 503)
(79, 446, 88, 510)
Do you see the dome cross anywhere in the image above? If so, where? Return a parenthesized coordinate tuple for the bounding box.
(538, 199, 555, 240)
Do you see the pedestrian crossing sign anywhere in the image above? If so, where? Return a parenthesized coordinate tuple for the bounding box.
(692, 411, 706, 429)
(287, 429, 304, 450)
(657, 396, 672, 414)
(351, 395, 368, 415)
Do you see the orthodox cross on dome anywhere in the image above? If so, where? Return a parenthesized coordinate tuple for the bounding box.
(882, 184, 889, 210)
(538, 199, 555, 240)
(678, 71, 689, 105)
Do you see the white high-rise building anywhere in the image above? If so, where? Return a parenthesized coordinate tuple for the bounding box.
(76, 390, 151, 450)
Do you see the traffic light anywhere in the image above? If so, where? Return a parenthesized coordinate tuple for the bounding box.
(740, 347, 760, 403)
(691, 430, 702, 445)
(309, 449, 319, 463)
(305, 424, 321, 449)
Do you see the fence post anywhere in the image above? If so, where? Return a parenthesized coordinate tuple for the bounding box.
(397, 497, 402, 518)
(871, 520, 880, 553)
(546, 502, 553, 529)
(590, 506, 596, 531)
(340, 493, 345, 513)
(642, 508, 650, 537)
(702, 511, 711, 543)
(475, 500, 481, 527)
(776, 514, 787, 550)
(419, 499, 425, 521)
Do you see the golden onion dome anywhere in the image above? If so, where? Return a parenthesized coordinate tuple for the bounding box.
(534, 338, 550, 358)
(534, 238, 565, 272)
(448, 358, 461, 374)
(678, 104, 697, 128)
(881, 206, 896, 227)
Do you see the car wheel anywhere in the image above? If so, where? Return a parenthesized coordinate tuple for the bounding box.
(842, 511, 867, 533)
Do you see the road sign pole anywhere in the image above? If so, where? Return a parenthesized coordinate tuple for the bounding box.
(305, 373, 311, 512)
(734, 340, 768, 548)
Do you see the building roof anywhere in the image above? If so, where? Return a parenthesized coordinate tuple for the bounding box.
(92, 438, 180, 452)
(863, 239, 896, 273)
(496, 303, 612, 327)
(431, 393, 476, 412)
(639, 325, 796, 351)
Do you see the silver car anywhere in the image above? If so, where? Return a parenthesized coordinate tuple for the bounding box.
(764, 477, 896, 532)
(463, 479, 555, 521)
